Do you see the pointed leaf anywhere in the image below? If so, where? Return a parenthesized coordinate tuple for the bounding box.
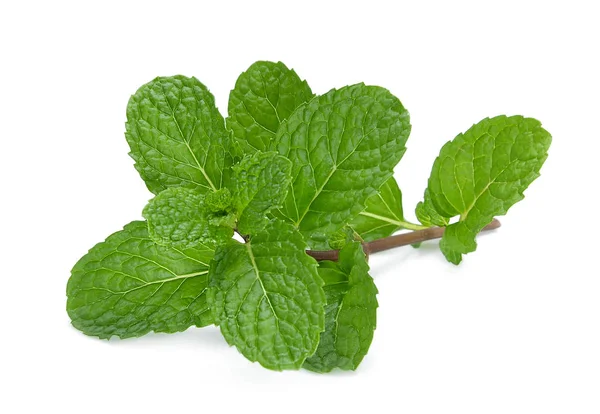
(273, 83, 411, 249)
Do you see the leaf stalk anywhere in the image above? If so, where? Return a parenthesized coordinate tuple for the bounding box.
(306, 219, 501, 261)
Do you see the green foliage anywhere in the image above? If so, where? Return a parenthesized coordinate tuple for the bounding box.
(227, 61, 314, 154)
(417, 116, 551, 264)
(66, 221, 214, 339)
(231, 151, 293, 235)
(67, 61, 551, 372)
(350, 176, 407, 241)
(272, 83, 411, 249)
(208, 220, 325, 370)
(126, 76, 230, 194)
(304, 242, 378, 372)
(142, 187, 234, 249)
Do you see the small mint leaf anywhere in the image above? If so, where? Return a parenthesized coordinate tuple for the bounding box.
(205, 188, 233, 213)
(350, 176, 406, 241)
(327, 226, 355, 250)
(142, 187, 233, 249)
(231, 151, 292, 235)
(415, 189, 450, 227)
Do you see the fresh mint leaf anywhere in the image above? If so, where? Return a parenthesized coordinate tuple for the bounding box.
(66, 221, 213, 339)
(273, 83, 411, 249)
(419, 115, 551, 264)
(208, 220, 325, 370)
(415, 189, 449, 227)
(126, 76, 229, 194)
(231, 151, 293, 235)
(350, 176, 406, 241)
(227, 61, 314, 154)
(304, 242, 378, 372)
(142, 187, 234, 249)
(327, 226, 356, 250)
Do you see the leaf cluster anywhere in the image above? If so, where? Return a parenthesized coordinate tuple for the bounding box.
(67, 61, 551, 371)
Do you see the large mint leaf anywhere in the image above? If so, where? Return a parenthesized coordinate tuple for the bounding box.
(66, 221, 213, 339)
(304, 242, 378, 372)
(350, 176, 406, 241)
(231, 151, 293, 235)
(142, 187, 234, 249)
(419, 115, 551, 264)
(227, 61, 313, 154)
(126, 76, 229, 194)
(208, 220, 325, 370)
(272, 83, 411, 249)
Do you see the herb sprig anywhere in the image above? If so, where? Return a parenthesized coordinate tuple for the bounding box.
(66, 61, 551, 372)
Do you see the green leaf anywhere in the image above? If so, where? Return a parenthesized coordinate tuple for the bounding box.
(303, 242, 378, 373)
(327, 226, 355, 250)
(66, 221, 213, 339)
(415, 189, 449, 227)
(208, 220, 325, 370)
(350, 176, 406, 241)
(273, 83, 411, 249)
(142, 187, 234, 249)
(230, 151, 293, 235)
(419, 115, 551, 264)
(126, 76, 229, 195)
(227, 61, 314, 154)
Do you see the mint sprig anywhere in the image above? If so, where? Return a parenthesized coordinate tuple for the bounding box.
(67, 60, 552, 372)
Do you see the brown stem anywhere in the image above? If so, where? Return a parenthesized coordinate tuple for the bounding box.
(306, 218, 501, 261)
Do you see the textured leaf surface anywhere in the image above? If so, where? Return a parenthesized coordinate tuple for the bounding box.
(227, 61, 313, 154)
(231, 151, 293, 235)
(273, 83, 411, 249)
(126, 76, 229, 194)
(67, 221, 213, 339)
(419, 115, 551, 264)
(327, 226, 355, 250)
(350, 176, 405, 241)
(142, 187, 233, 249)
(209, 220, 325, 370)
(304, 242, 378, 372)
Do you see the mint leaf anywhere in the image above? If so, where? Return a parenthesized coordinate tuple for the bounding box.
(273, 83, 411, 249)
(304, 242, 378, 372)
(208, 220, 325, 370)
(142, 187, 234, 249)
(350, 176, 406, 241)
(327, 226, 355, 250)
(419, 115, 551, 264)
(66, 221, 213, 339)
(415, 189, 449, 227)
(231, 151, 293, 235)
(227, 61, 313, 154)
(126, 76, 229, 194)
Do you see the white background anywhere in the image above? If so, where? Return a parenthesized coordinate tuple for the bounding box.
(1, 1, 599, 413)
